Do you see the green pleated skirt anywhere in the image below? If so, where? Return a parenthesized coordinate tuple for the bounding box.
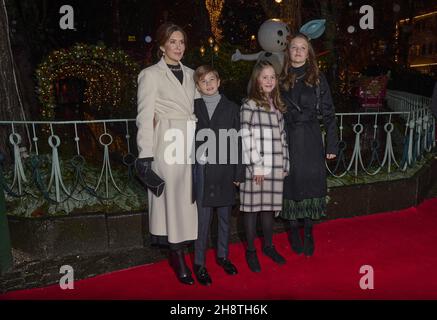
(280, 197, 327, 220)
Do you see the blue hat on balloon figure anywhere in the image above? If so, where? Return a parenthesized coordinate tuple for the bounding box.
(299, 19, 326, 40)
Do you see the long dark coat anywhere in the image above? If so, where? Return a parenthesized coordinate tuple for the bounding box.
(281, 73, 338, 201)
(192, 94, 245, 207)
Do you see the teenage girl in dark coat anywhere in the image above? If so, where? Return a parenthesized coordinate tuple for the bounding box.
(279, 33, 338, 257)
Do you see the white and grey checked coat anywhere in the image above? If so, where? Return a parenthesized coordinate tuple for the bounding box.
(239, 99, 290, 213)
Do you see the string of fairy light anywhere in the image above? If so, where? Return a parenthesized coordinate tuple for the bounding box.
(205, 0, 224, 42)
(36, 43, 139, 119)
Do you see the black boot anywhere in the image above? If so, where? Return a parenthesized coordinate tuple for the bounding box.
(245, 249, 261, 273)
(289, 221, 304, 255)
(169, 249, 195, 285)
(263, 245, 286, 265)
(303, 219, 314, 257)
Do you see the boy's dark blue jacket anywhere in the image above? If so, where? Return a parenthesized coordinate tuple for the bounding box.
(192, 94, 245, 207)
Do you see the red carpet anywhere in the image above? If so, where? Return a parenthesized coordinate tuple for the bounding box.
(2, 199, 437, 300)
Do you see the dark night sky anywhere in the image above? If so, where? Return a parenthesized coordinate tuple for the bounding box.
(6, 0, 437, 69)
(49, 0, 266, 48)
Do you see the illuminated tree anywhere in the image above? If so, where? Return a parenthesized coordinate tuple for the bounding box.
(206, 0, 225, 41)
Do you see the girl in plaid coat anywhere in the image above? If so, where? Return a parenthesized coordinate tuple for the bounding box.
(240, 61, 290, 272)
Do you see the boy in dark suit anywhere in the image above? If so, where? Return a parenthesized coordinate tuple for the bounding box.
(192, 65, 245, 286)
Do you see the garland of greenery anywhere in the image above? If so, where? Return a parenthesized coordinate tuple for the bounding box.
(36, 43, 140, 119)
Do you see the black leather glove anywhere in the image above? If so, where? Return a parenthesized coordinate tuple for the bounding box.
(135, 157, 165, 197)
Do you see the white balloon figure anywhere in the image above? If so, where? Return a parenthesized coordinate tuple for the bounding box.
(232, 19, 327, 76)
(231, 19, 290, 75)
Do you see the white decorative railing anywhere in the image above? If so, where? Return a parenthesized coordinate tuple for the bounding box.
(0, 90, 435, 214)
(0, 119, 138, 207)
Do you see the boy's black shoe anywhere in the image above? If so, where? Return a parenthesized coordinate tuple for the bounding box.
(217, 258, 238, 275)
(245, 249, 261, 273)
(193, 264, 212, 286)
(263, 245, 286, 265)
(303, 233, 315, 257)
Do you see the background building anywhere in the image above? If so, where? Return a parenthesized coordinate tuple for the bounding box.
(397, 6, 437, 75)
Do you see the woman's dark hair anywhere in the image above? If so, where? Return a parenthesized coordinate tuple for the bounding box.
(280, 33, 320, 90)
(247, 60, 286, 113)
(155, 23, 188, 58)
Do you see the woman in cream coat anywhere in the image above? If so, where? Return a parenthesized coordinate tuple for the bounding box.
(136, 23, 198, 285)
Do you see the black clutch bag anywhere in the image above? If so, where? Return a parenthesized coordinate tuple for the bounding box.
(135, 158, 165, 197)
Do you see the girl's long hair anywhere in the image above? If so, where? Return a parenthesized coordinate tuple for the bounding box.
(247, 61, 286, 113)
(280, 33, 320, 91)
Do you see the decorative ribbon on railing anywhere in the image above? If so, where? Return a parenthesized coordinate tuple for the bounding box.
(366, 113, 382, 170)
(378, 121, 399, 174)
(47, 129, 70, 202)
(0, 150, 26, 198)
(9, 128, 27, 195)
(94, 122, 129, 199)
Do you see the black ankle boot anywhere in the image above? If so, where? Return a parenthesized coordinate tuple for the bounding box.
(303, 228, 314, 257)
(289, 225, 304, 255)
(169, 249, 195, 285)
(263, 245, 286, 264)
(245, 249, 261, 273)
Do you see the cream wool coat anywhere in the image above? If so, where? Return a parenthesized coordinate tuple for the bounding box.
(136, 57, 198, 244)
